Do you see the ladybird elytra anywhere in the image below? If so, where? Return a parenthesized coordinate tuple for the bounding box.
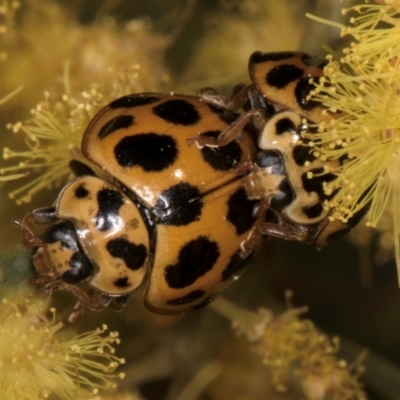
(249, 51, 328, 122)
(82, 93, 253, 210)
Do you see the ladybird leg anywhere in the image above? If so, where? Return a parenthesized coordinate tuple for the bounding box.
(197, 87, 230, 108)
(187, 108, 267, 148)
(226, 84, 252, 110)
(63, 285, 105, 310)
(234, 160, 258, 175)
(12, 217, 46, 248)
(256, 221, 309, 242)
(198, 84, 252, 112)
(239, 226, 261, 258)
(66, 291, 107, 325)
(14, 207, 60, 247)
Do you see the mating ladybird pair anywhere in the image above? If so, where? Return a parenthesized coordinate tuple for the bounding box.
(15, 51, 366, 315)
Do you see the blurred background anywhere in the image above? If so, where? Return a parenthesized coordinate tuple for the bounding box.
(0, 1, 399, 399)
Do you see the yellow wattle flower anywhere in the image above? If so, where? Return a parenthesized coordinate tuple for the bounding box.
(0, 294, 125, 400)
(306, 1, 400, 280)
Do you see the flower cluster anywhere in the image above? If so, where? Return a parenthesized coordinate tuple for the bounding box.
(0, 0, 169, 204)
(211, 296, 366, 399)
(0, 294, 125, 400)
(306, 1, 400, 231)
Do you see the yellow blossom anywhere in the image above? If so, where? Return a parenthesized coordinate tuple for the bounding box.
(210, 295, 366, 399)
(0, 294, 124, 400)
(0, 0, 170, 204)
(306, 1, 400, 279)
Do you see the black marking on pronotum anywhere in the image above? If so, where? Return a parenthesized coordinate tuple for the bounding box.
(302, 202, 323, 219)
(301, 168, 336, 199)
(74, 184, 90, 199)
(43, 220, 80, 250)
(63, 252, 94, 284)
(164, 236, 220, 289)
(152, 99, 201, 125)
(166, 289, 206, 306)
(114, 133, 178, 171)
(266, 65, 304, 89)
(106, 238, 147, 270)
(301, 168, 325, 194)
(255, 150, 285, 175)
(95, 189, 125, 231)
(226, 188, 258, 235)
(275, 117, 297, 135)
(250, 51, 295, 64)
(153, 182, 203, 226)
(109, 94, 160, 109)
(98, 115, 134, 139)
(113, 277, 130, 288)
(292, 145, 317, 166)
(271, 178, 293, 211)
(200, 130, 242, 171)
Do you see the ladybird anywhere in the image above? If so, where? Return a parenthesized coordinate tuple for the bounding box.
(190, 51, 366, 252)
(16, 93, 262, 315)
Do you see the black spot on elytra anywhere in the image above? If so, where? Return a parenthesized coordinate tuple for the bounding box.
(113, 277, 130, 288)
(153, 99, 201, 125)
(98, 115, 134, 139)
(292, 145, 316, 166)
(266, 65, 304, 89)
(114, 133, 178, 171)
(153, 182, 202, 226)
(62, 251, 93, 284)
(95, 189, 125, 232)
(227, 188, 258, 235)
(256, 150, 284, 175)
(275, 117, 297, 135)
(165, 236, 220, 289)
(271, 178, 293, 211)
(250, 51, 295, 64)
(109, 94, 160, 109)
(166, 289, 206, 306)
(301, 53, 327, 69)
(106, 238, 147, 270)
(222, 252, 252, 281)
(74, 184, 89, 199)
(294, 77, 321, 111)
(200, 130, 242, 171)
(302, 202, 323, 219)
